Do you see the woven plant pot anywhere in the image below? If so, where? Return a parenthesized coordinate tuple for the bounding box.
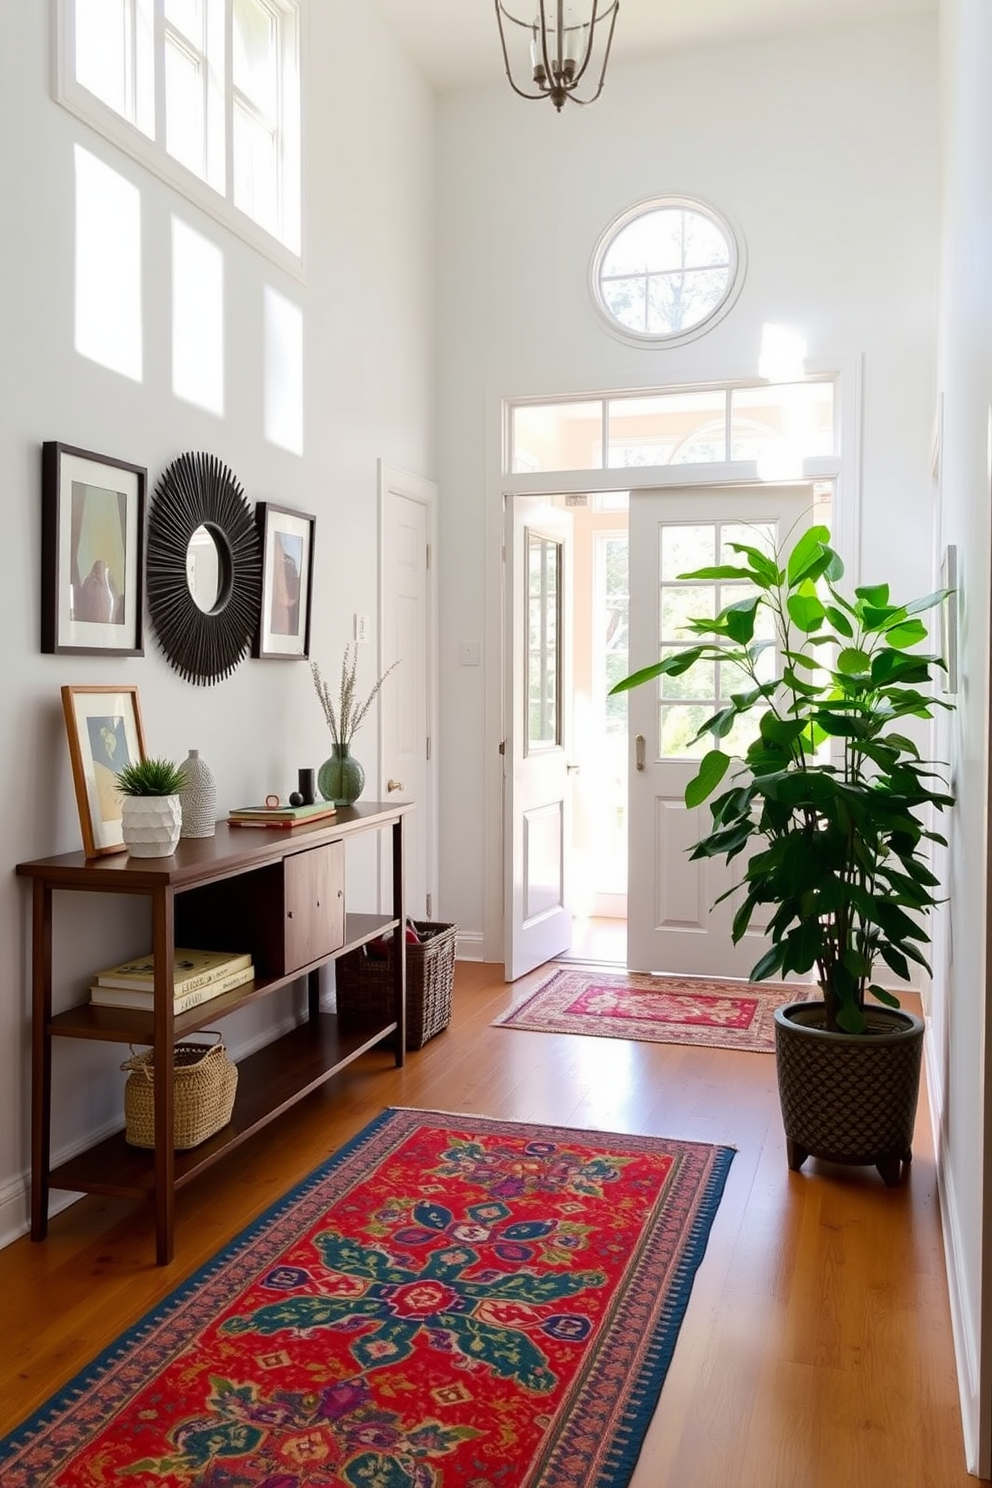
(774, 1001, 924, 1187)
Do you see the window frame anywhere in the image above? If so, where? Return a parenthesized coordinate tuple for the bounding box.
(589, 195, 746, 349)
(54, 0, 304, 275)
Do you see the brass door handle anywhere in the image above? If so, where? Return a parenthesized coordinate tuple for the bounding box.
(387, 778, 404, 792)
(635, 735, 646, 772)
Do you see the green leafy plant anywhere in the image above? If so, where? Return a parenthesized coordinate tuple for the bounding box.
(116, 757, 188, 796)
(611, 525, 955, 1035)
(311, 646, 398, 749)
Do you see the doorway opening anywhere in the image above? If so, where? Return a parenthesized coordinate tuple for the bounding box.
(506, 482, 837, 978)
(556, 491, 629, 968)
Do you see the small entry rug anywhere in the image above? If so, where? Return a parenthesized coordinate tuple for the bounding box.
(494, 968, 817, 1052)
(0, 1108, 733, 1488)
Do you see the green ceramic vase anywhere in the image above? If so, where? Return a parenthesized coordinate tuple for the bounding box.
(318, 743, 365, 807)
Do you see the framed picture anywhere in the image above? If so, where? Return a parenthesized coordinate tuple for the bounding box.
(253, 502, 315, 659)
(61, 685, 147, 857)
(940, 544, 959, 696)
(42, 442, 146, 656)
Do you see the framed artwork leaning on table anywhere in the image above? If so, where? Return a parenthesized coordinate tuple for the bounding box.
(61, 684, 147, 857)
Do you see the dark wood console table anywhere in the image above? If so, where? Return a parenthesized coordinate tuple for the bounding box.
(17, 801, 410, 1265)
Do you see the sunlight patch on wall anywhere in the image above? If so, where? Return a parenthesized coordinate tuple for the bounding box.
(264, 286, 303, 455)
(172, 217, 224, 416)
(758, 323, 807, 382)
(74, 146, 142, 381)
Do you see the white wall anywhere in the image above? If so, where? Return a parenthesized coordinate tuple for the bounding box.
(435, 16, 940, 952)
(0, 2, 436, 1245)
(932, 0, 992, 1472)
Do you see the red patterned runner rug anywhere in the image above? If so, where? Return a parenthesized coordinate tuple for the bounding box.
(1, 1109, 733, 1488)
(494, 968, 817, 1052)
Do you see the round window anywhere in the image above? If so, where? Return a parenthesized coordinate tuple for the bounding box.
(591, 197, 745, 346)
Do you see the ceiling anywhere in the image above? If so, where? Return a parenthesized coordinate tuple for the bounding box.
(373, 0, 934, 93)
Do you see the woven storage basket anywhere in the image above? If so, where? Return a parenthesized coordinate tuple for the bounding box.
(121, 1033, 238, 1150)
(336, 920, 457, 1050)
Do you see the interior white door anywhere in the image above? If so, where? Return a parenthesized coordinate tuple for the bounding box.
(627, 484, 813, 976)
(379, 465, 437, 922)
(504, 495, 574, 980)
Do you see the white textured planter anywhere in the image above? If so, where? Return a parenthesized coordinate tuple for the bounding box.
(121, 795, 183, 857)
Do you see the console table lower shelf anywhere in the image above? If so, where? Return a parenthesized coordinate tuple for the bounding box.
(17, 801, 411, 1266)
(50, 1013, 397, 1199)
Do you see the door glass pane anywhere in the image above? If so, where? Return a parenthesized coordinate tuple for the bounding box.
(660, 523, 714, 581)
(527, 533, 561, 750)
(661, 585, 711, 638)
(599, 535, 629, 894)
(657, 517, 783, 759)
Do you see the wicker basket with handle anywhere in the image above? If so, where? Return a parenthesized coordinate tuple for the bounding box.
(121, 1032, 238, 1149)
(336, 920, 457, 1049)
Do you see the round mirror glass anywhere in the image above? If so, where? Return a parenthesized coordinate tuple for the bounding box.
(186, 525, 222, 613)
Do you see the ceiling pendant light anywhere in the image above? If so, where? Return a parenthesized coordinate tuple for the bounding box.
(495, 1, 620, 113)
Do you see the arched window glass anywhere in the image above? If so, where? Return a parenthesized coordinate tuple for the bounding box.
(592, 198, 744, 346)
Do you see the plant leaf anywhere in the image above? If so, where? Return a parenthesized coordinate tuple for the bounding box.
(786, 525, 831, 584)
(685, 750, 731, 808)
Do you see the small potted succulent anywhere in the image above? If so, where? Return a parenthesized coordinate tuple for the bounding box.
(116, 757, 188, 857)
(611, 524, 955, 1185)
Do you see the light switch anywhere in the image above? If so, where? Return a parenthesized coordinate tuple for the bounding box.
(460, 641, 481, 666)
(354, 614, 371, 643)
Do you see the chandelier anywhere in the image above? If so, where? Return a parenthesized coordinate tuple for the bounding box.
(494, 1, 620, 113)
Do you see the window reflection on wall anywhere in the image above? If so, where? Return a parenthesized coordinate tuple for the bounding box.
(74, 146, 143, 381)
(264, 286, 303, 455)
(172, 217, 224, 415)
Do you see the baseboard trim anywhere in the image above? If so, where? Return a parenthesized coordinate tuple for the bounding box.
(926, 1031, 981, 1473)
(455, 931, 484, 962)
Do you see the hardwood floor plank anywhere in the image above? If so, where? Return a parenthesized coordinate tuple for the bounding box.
(0, 963, 982, 1485)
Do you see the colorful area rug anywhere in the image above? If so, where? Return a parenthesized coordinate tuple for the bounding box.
(494, 968, 817, 1052)
(0, 1108, 733, 1488)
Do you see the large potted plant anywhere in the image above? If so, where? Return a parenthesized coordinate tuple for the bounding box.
(612, 524, 954, 1185)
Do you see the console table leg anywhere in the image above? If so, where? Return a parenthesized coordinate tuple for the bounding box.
(152, 888, 176, 1266)
(30, 881, 52, 1241)
(392, 819, 406, 1068)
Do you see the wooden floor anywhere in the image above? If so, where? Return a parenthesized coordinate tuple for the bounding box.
(0, 960, 983, 1486)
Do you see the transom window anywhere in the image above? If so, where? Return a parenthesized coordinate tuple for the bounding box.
(509, 381, 836, 475)
(591, 197, 744, 346)
(57, 0, 302, 266)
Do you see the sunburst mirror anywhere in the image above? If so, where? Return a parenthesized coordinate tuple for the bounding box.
(146, 451, 262, 686)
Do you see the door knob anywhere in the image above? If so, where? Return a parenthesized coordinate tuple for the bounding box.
(387, 778, 404, 793)
(635, 735, 646, 772)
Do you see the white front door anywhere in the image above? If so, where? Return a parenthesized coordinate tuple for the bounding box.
(379, 463, 437, 922)
(504, 496, 574, 980)
(626, 484, 813, 976)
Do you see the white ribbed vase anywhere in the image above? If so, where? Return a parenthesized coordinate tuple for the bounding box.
(179, 749, 217, 838)
(121, 795, 183, 857)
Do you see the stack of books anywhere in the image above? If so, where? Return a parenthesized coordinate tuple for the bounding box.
(89, 948, 255, 1014)
(227, 802, 338, 829)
